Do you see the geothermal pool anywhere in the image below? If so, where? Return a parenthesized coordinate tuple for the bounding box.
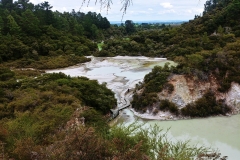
(46, 56, 240, 159)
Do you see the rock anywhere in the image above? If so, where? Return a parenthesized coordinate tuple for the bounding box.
(171, 94, 185, 107)
(225, 83, 240, 108)
(158, 75, 240, 110)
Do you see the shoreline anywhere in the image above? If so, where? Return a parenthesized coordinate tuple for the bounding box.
(128, 106, 240, 122)
(122, 78, 240, 122)
(124, 91, 240, 122)
(44, 56, 240, 122)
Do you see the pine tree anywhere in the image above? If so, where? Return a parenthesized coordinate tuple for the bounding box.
(7, 15, 21, 36)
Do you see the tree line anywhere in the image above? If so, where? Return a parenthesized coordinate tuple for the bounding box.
(0, 0, 111, 67)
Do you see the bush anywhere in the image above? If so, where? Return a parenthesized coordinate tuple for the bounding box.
(0, 67, 15, 81)
(234, 30, 240, 37)
(132, 93, 158, 111)
(159, 99, 179, 115)
(80, 108, 109, 133)
(181, 91, 231, 117)
(163, 83, 174, 94)
(153, 108, 159, 115)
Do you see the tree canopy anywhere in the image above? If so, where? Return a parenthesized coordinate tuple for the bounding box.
(0, 0, 111, 67)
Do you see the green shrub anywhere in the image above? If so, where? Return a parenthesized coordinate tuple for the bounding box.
(132, 93, 158, 111)
(159, 99, 179, 115)
(181, 91, 231, 117)
(80, 108, 109, 134)
(163, 83, 174, 94)
(0, 67, 15, 81)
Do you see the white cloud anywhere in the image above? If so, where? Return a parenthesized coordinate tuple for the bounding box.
(158, 9, 176, 15)
(16, 0, 206, 21)
(160, 2, 173, 9)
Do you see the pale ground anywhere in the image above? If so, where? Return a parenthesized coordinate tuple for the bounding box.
(46, 56, 240, 120)
(46, 56, 172, 115)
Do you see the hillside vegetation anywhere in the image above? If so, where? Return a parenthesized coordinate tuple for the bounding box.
(102, 0, 240, 117)
(0, 68, 224, 159)
(0, 0, 239, 159)
(0, 0, 112, 68)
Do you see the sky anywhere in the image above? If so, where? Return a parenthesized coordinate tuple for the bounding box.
(26, 0, 206, 22)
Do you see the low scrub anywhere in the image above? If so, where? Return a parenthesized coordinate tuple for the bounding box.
(8, 122, 224, 160)
(159, 99, 179, 116)
(5, 55, 91, 69)
(181, 91, 231, 117)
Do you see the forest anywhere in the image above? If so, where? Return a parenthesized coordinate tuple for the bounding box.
(0, 0, 112, 68)
(0, 0, 239, 159)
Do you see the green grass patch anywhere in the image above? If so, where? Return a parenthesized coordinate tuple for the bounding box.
(97, 42, 104, 51)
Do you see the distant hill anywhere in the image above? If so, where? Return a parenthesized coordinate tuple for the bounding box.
(110, 20, 186, 25)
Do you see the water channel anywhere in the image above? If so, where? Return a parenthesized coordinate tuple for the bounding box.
(46, 56, 240, 159)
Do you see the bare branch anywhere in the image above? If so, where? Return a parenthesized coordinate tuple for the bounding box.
(120, 0, 132, 20)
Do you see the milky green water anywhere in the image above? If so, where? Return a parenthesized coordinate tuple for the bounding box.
(47, 56, 240, 159)
(117, 108, 240, 160)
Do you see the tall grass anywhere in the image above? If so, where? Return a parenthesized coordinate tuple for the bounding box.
(109, 122, 220, 160)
